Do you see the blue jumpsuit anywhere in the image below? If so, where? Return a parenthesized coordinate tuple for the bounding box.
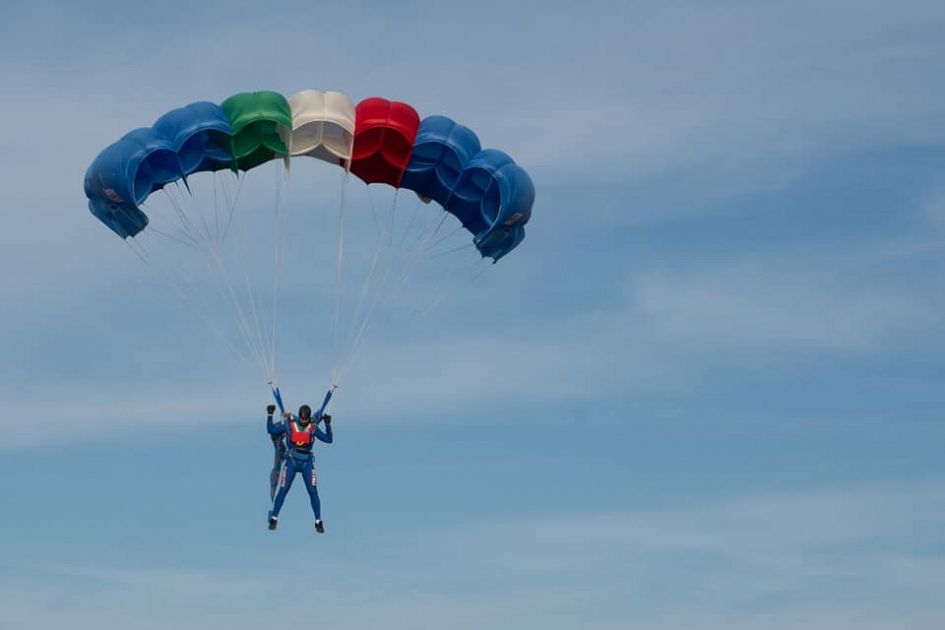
(270, 431, 287, 501)
(268, 414, 333, 521)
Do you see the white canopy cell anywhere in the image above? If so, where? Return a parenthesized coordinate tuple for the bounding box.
(287, 90, 356, 166)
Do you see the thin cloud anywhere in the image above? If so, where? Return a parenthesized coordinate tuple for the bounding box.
(2, 480, 940, 629)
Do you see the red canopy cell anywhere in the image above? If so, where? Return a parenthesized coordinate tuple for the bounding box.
(350, 97, 420, 187)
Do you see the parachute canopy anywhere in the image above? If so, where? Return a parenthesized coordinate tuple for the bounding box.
(85, 89, 535, 260)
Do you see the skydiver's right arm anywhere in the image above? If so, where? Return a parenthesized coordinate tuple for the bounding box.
(267, 413, 286, 436)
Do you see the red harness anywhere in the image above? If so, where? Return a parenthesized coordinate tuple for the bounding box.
(289, 421, 315, 448)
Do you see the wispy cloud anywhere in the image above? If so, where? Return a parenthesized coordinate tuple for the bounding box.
(633, 248, 945, 351)
(2, 4, 945, 626)
(2, 480, 941, 629)
(4, 225, 943, 449)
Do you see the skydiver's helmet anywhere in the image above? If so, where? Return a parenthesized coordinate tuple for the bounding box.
(298, 404, 313, 424)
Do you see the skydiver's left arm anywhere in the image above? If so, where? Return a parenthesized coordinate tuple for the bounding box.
(268, 412, 290, 436)
(315, 419, 333, 444)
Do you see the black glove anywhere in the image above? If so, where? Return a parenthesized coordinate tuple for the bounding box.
(322, 413, 332, 424)
(267, 404, 276, 416)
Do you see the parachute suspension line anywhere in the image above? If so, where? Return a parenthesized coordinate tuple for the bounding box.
(335, 190, 403, 385)
(210, 172, 222, 246)
(178, 177, 218, 247)
(412, 242, 478, 313)
(129, 232, 259, 371)
(125, 167, 288, 385)
(210, 171, 237, 246)
(350, 186, 399, 309)
(341, 181, 389, 364)
(397, 196, 424, 249)
(346, 194, 448, 370)
(162, 179, 234, 252)
(195, 171, 276, 380)
(240, 162, 287, 382)
(366, 182, 384, 244)
(334, 225, 382, 383)
(419, 248, 487, 316)
(352, 212, 472, 355)
(159, 188, 204, 247)
(146, 224, 201, 250)
(140, 201, 201, 249)
(208, 246, 272, 378)
(269, 162, 291, 385)
(219, 171, 245, 244)
(181, 179, 216, 246)
(428, 236, 475, 259)
(232, 162, 284, 383)
(243, 266, 272, 379)
(394, 212, 450, 295)
(330, 169, 350, 387)
(385, 187, 398, 246)
(337, 209, 451, 383)
(169, 260, 259, 369)
(423, 223, 468, 257)
(471, 256, 493, 282)
(212, 172, 221, 244)
(168, 251, 260, 370)
(332, 186, 386, 385)
(399, 198, 436, 253)
(178, 182, 214, 248)
(266, 167, 284, 381)
(228, 167, 277, 382)
(123, 236, 152, 267)
(344, 189, 390, 350)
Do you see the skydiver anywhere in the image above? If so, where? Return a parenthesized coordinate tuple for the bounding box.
(266, 404, 287, 501)
(266, 403, 333, 533)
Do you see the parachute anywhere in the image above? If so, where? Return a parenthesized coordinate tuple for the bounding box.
(84, 89, 535, 406)
(85, 90, 533, 261)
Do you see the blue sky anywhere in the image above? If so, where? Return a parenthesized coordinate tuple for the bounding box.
(1, 1, 945, 628)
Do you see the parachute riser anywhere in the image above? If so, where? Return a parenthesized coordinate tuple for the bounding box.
(269, 383, 335, 424)
(316, 385, 337, 421)
(269, 382, 285, 416)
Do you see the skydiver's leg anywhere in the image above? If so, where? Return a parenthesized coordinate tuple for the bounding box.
(301, 460, 321, 521)
(271, 457, 298, 518)
(270, 443, 285, 501)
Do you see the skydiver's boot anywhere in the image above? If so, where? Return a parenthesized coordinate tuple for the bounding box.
(315, 519, 325, 534)
(268, 512, 278, 531)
